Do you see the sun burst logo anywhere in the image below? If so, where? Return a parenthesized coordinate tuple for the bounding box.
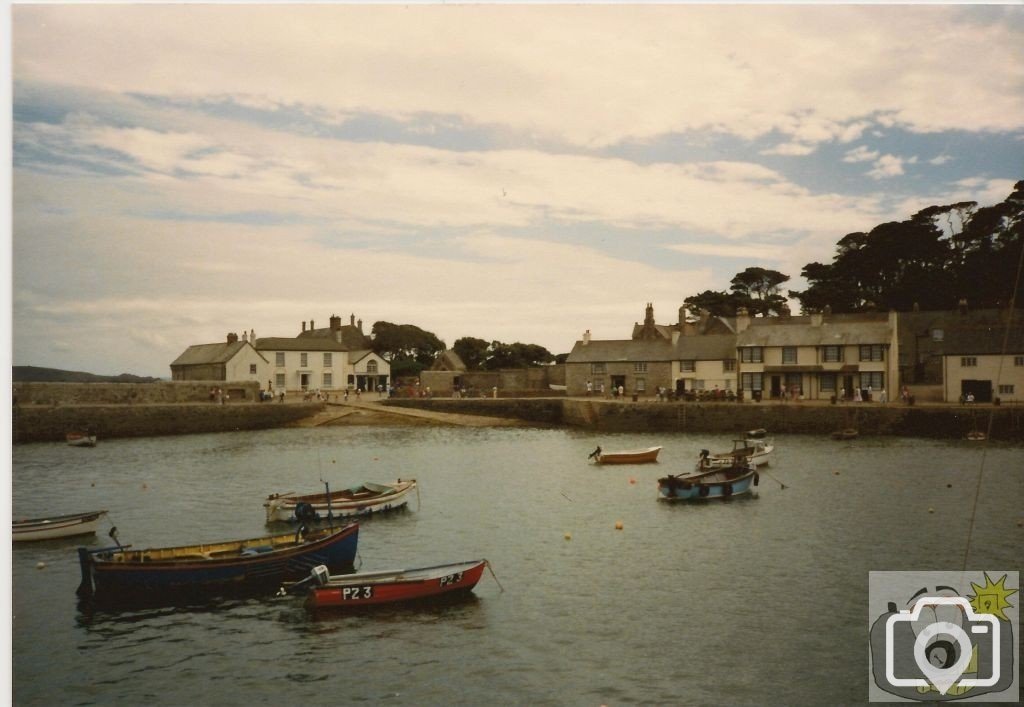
(968, 572, 1018, 622)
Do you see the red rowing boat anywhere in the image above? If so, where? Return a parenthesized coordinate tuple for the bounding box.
(295, 559, 488, 609)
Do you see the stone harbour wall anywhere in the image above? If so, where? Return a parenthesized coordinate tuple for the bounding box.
(12, 402, 323, 444)
(384, 398, 1024, 441)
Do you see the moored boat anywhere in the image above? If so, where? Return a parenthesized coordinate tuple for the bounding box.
(66, 431, 97, 447)
(13, 510, 108, 542)
(658, 461, 759, 501)
(588, 445, 662, 465)
(707, 436, 773, 467)
(76, 523, 359, 600)
(264, 479, 417, 523)
(290, 559, 489, 609)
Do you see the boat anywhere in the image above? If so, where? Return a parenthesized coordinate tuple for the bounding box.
(66, 431, 97, 447)
(658, 455, 759, 501)
(588, 445, 662, 465)
(831, 428, 859, 440)
(76, 522, 360, 600)
(706, 435, 773, 467)
(287, 559, 489, 609)
(13, 510, 108, 542)
(264, 479, 417, 523)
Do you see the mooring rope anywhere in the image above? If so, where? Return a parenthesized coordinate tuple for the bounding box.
(484, 559, 505, 592)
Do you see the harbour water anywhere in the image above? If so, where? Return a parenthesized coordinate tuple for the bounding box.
(11, 426, 1023, 705)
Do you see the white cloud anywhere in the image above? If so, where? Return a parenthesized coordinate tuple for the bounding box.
(929, 154, 953, 165)
(667, 242, 785, 261)
(760, 142, 817, 157)
(843, 146, 880, 163)
(13, 5, 1024, 148)
(867, 154, 907, 179)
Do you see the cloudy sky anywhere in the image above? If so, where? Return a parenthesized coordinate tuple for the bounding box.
(9, 3, 1024, 377)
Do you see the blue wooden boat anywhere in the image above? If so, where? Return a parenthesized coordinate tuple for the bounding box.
(657, 456, 759, 501)
(76, 523, 359, 600)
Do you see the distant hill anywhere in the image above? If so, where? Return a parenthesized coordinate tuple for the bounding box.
(13, 366, 162, 384)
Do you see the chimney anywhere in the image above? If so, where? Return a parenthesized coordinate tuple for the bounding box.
(301, 321, 306, 332)
(350, 313, 355, 326)
(698, 308, 710, 332)
(678, 305, 687, 328)
(810, 310, 823, 327)
(582, 329, 591, 346)
(958, 298, 968, 314)
(357, 318, 363, 332)
(330, 314, 341, 331)
(250, 329, 255, 342)
(644, 302, 655, 327)
(310, 319, 315, 330)
(241, 331, 248, 343)
(227, 332, 239, 344)
(735, 307, 751, 333)
(671, 330, 680, 345)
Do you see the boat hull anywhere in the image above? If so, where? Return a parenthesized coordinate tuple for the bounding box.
(78, 523, 359, 600)
(265, 481, 416, 523)
(306, 560, 487, 609)
(708, 441, 773, 467)
(66, 433, 97, 447)
(13, 510, 107, 542)
(657, 468, 758, 501)
(594, 446, 662, 465)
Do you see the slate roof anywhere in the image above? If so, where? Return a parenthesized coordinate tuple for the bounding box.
(675, 334, 738, 360)
(171, 341, 266, 366)
(297, 324, 369, 349)
(737, 313, 892, 348)
(254, 337, 353, 352)
(567, 339, 677, 363)
(431, 349, 467, 371)
(898, 309, 1024, 355)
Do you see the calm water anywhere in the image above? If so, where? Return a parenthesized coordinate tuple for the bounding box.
(11, 426, 1023, 705)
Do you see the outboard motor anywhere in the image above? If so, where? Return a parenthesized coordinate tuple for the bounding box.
(310, 565, 330, 587)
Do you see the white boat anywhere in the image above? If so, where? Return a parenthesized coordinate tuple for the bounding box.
(66, 431, 97, 447)
(707, 434, 774, 467)
(264, 480, 417, 523)
(13, 510, 108, 542)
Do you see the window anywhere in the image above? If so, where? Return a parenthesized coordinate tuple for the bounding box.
(367, 360, 378, 374)
(635, 378, 646, 392)
(859, 345, 884, 362)
(723, 359, 736, 372)
(819, 373, 837, 392)
(782, 347, 797, 364)
(822, 346, 843, 363)
(275, 373, 285, 388)
(300, 353, 308, 367)
(741, 372, 763, 391)
(785, 373, 802, 392)
(680, 360, 695, 372)
(249, 364, 257, 375)
(323, 353, 332, 367)
(860, 371, 884, 389)
(634, 362, 648, 373)
(740, 347, 763, 363)
(691, 379, 705, 390)
(998, 384, 1015, 395)
(898, 352, 909, 367)
(960, 357, 977, 367)
(323, 373, 333, 388)
(275, 352, 285, 367)
(932, 329, 944, 342)
(1015, 356, 1024, 367)
(592, 363, 606, 374)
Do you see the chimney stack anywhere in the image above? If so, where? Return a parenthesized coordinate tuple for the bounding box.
(735, 307, 751, 333)
(810, 310, 823, 327)
(582, 329, 591, 346)
(227, 332, 239, 344)
(330, 314, 341, 331)
(310, 319, 315, 330)
(350, 313, 355, 326)
(301, 321, 306, 332)
(357, 318, 363, 332)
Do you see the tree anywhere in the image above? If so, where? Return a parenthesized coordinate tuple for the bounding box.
(729, 267, 790, 316)
(483, 341, 555, 369)
(452, 337, 489, 371)
(371, 321, 445, 377)
(683, 289, 744, 318)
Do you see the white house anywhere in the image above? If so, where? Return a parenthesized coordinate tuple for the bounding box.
(170, 334, 271, 396)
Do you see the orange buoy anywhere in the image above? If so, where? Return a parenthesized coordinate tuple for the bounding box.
(615, 520, 624, 530)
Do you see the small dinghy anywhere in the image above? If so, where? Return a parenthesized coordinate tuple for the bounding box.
(588, 445, 662, 465)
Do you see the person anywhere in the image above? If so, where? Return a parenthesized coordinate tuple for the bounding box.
(586, 380, 593, 396)
(966, 392, 975, 403)
(867, 385, 873, 402)
(618, 385, 624, 398)
(879, 388, 887, 403)
(854, 387, 862, 402)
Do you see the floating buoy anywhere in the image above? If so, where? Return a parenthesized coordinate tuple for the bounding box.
(141, 483, 148, 490)
(615, 520, 623, 530)
(564, 532, 572, 541)
(36, 562, 45, 569)
(928, 508, 935, 514)
(90, 482, 95, 487)
(947, 483, 953, 488)
(628, 477, 636, 485)
(833, 470, 840, 476)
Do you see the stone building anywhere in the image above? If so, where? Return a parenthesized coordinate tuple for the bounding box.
(170, 333, 270, 394)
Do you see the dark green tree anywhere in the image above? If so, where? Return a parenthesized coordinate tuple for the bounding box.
(371, 321, 445, 377)
(729, 267, 790, 316)
(452, 337, 489, 370)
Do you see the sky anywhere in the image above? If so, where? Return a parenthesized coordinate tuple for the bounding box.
(7, 3, 1024, 378)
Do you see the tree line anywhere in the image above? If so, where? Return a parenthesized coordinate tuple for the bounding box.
(685, 180, 1024, 317)
(372, 181, 1022, 375)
